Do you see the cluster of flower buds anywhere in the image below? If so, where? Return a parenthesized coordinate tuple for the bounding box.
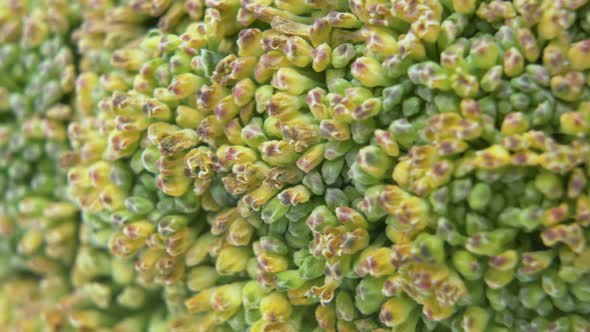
(62, 0, 590, 329)
(0, 0, 78, 282)
(0, 118, 79, 277)
(0, 2, 91, 331)
(0, 277, 73, 331)
(73, 0, 195, 77)
(2, 0, 590, 330)
(53, 212, 173, 331)
(0, 0, 79, 44)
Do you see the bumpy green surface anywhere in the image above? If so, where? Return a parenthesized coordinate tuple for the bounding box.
(2, 0, 590, 331)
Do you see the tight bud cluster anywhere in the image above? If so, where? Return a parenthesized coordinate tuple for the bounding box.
(1, 0, 590, 331)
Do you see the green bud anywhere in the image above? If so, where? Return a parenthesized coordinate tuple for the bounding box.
(467, 183, 492, 211)
(534, 171, 563, 199)
(461, 306, 491, 332)
(125, 196, 155, 215)
(261, 197, 289, 224)
(355, 277, 387, 315)
(519, 283, 546, 309)
(299, 255, 325, 280)
(276, 270, 305, 290)
(571, 278, 590, 302)
(453, 250, 483, 280)
(187, 266, 219, 292)
(335, 290, 356, 322)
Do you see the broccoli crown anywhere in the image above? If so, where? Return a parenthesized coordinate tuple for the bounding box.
(1, 0, 590, 331)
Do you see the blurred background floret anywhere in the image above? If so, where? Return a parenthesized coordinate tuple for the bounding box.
(0, 0, 82, 330)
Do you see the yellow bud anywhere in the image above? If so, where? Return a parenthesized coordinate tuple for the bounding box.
(260, 292, 292, 323)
